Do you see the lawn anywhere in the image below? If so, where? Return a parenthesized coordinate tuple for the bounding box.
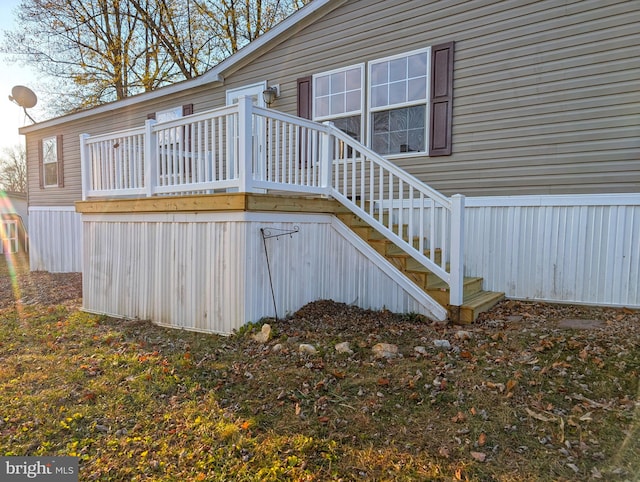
(0, 255, 638, 481)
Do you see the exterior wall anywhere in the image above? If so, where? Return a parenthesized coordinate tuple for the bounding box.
(23, 0, 640, 205)
(464, 194, 640, 308)
(224, 0, 640, 196)
(81, 212, 444, 334)
(28, 207, 82, 272)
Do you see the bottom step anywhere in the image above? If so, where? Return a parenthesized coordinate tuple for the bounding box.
(456, 291, 505, 324)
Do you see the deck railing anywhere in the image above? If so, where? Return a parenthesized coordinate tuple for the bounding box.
(80, 96, 465, 306)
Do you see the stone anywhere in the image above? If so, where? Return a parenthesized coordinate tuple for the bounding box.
(372, 343, 398, 359)
(252, 323, 271, 343)
(271, 343, 283, 352)
(414, 346, 427, 355)
(335, 341, 353, 355)
(433, 339, 451, 350)
(455, 330, 472, 340)
(298, 343, 317, 355)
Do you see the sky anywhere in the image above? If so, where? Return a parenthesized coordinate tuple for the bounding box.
(0, 0, 40, 153)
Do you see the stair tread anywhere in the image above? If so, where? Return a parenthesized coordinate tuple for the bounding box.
(462, 290, 505, 308)
(427, 276, 483, 291)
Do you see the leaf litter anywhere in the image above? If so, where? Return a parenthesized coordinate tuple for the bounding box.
(1, 257, 639, 481)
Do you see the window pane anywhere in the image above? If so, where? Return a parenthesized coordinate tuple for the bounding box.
(371, 62, 388, 86)
(389, 80, 407, 105)
(316, 75, 329, 96)
(330, 93, 345, 116)
(371, 85, 388, 108)
(408, 78, 427, 102)
(345, 90, 361, 112)
(44, 162, 58, 186)
(332, 115, 361, 142)
(346, 68, 361, 90)
(373, 111, 389, 133)
(315, 97, 329, 117)
(389, 57, 407, 82)
(43, 138, 57, 164)
(372, 133, 390, 154)
(407, 128, 425, 153)
(372, 105, 426, 155)
(330, 71, 345, 93)
(408, 52, 428, 78)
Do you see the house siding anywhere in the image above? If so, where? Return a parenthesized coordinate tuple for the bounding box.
(24, 0, 640, 205)
(224, 0, 640, 196)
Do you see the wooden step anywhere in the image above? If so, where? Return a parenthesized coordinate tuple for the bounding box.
(336, 210, 505, 323)
(458, 290, 505, 324)
(426, 277, 484, 306)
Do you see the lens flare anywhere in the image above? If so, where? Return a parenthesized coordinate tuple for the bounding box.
(1, 191, 23, 311)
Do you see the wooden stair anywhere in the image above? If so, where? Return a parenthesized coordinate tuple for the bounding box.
(335, 211, 504, 323)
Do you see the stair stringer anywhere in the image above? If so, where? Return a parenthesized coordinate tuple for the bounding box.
(330, 217, 448, 322)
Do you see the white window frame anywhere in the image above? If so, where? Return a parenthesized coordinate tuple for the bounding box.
(42, 136, 58, 187)
(367, 47, 431, 158)
(312, 64, 365, 142)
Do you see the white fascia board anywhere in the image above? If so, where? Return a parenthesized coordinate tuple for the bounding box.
(20, 0, 344, 136)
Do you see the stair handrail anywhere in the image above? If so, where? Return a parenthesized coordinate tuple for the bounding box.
(324, 123, 465, 307)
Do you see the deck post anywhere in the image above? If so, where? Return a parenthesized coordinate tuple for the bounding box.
(79, 133, 90, 201)
(144, 119, 157, 197)
(449, 194, 465, 317)
(320, 122, 333, 193)
(237, 96, 254, 193)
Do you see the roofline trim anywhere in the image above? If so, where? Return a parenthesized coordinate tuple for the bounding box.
(20, 0, 343, 135)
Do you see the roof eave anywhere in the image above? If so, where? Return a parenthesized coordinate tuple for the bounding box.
(19, 0, 345, 135)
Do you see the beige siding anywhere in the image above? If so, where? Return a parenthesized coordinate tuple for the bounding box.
(26, 0, 640, 203)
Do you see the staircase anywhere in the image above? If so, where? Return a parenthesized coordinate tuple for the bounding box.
(335, 209, 504, 323)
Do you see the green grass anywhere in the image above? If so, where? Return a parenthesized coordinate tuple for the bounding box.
(0, 260, 639, 481)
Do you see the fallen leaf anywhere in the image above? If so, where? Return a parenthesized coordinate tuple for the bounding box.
(377, 377, 390, 386)
(478, 432, 487, 446)
(525, 407, 556, 422)
(451, 411, 466, 423)
(470, 451, 487, 462)
(318, 416, 330, 424)
(506, 379, 518, 393)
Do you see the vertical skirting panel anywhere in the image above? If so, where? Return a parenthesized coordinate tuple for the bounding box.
(464, 195, 640, 308)
(82, 212, 440, 334)
(28, 207, 83, 273)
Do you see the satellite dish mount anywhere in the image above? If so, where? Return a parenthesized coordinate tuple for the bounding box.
(9, 85, 38, 123)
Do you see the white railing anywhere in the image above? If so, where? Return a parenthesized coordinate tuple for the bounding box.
(80, 96, 465, 306)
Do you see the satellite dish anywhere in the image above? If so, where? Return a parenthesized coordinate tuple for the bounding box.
(9, 85, 38, 109)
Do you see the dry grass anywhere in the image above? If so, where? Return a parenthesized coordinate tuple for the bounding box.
(0, 255, 638, 481)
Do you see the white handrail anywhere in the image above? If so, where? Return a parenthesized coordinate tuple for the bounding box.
(79, 98, 465, 307)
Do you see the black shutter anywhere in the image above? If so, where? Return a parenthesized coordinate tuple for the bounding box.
(297, 76, 312, 119)
(429, 41, 454, 156)
(182, 103, 194, 116)
(56, 134, 64, 188)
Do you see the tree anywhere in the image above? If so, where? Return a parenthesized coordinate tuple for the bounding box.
(0, 145, 27, 193)
(2, 0, 310, 115)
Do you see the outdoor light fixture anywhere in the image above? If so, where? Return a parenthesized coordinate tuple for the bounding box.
(262, 85, 279, 107)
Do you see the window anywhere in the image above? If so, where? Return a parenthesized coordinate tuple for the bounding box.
(42, 136, 59, 187)
(302, 43, 454, 157)
(369, 48, 429, 155)
(313, 65, 364, 142)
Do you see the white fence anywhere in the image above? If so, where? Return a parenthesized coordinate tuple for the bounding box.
(464, 194, 640, 308)
(28, 207, 83, 272)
